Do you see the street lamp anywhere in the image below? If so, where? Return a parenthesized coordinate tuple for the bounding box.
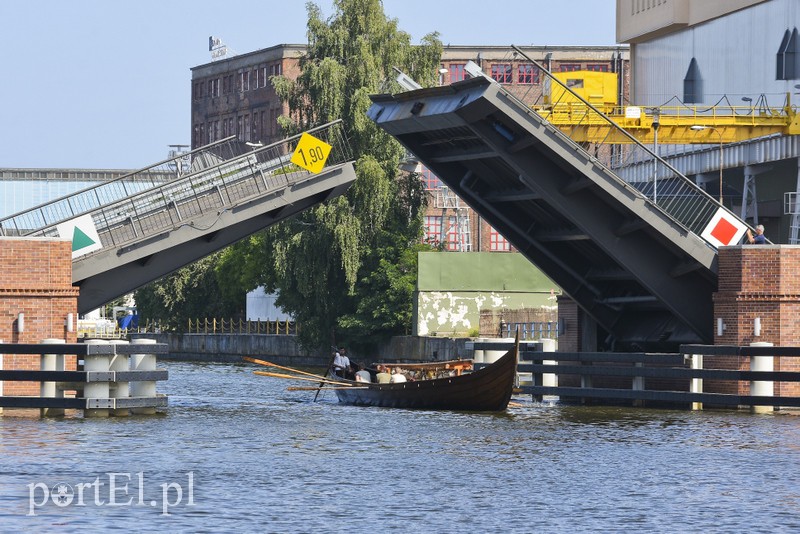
(690, 125, 724, 203)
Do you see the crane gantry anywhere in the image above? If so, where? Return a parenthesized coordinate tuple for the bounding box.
(533, 71, 800, 145)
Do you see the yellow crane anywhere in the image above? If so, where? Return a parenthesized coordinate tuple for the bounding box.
(534, 71, 800, 144)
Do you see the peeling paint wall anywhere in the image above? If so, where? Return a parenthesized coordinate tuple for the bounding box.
(415, 252, 560, 336)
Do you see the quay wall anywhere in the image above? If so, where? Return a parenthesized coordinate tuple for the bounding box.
(129, 333, 472, 366)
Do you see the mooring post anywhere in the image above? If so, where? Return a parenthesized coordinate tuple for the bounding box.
(40, 338, 66, 417)
(130, 338, 157, 415)
(632, 361, 645, 407)
(690, 354, 703, 411)
(750, 341, 774, 414)
(84, 339, 111, 418)
(108, 339, 130, 416)
(541, 338, 557, 401)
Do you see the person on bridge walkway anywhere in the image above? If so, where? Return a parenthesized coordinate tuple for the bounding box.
(746, 224, 767, 244)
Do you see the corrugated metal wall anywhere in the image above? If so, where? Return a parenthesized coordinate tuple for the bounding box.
(633, 0, 800, 107)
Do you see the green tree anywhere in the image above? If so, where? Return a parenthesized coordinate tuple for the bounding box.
(134, 253, 239, 330)
(254, 0, 442, 349)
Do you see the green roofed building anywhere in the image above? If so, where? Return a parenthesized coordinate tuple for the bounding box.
(415, 252, 560, 337)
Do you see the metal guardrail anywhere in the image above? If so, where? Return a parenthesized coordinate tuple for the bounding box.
(0, 136, 240, 236)
(509, 45, 751, 247)
(187, 318, 296, 335)
(22, 121, 352, 255)
(502, 321, 558, 340)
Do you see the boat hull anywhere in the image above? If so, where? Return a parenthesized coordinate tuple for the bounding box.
(333, 346, 516, 411)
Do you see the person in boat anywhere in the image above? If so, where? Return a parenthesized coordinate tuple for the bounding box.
(332, 347, 351, 378)
(390, 367, 407, 383)
(354, 364, 372, 383)
(375, 365, 391, 384)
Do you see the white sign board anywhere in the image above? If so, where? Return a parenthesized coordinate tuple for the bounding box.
(56, 214, 103, 258)
(700, 207, 748, 248)
(625, 106, 642, 119)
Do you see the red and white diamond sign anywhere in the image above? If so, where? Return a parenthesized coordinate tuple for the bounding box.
(700, 208, 747, 247)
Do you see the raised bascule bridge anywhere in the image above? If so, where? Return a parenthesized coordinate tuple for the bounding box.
(0, 121, 357, 314)
(367, 59, 766, 353)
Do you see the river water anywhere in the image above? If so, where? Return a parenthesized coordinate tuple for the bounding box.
(1, 361, 799, 532)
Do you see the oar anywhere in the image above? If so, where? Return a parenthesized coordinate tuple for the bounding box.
(244, 357, 329, 380)
(287, 386, 369, 391)
(253, 370, 354, 387)
(315, 346, 338, 402)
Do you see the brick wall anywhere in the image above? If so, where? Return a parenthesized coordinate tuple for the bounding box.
(712, 245, 800, 397)
(0, 238, 79, 396)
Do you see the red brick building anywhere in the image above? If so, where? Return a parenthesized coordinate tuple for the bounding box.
(0, 238, 78, 396)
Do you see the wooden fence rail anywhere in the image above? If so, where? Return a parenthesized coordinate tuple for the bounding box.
(0, 341, 168, 416)
(471, 341, 800, 410)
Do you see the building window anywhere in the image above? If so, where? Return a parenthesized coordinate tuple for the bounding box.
(585, 63, 609, 72)
(237, 116, 244, 139)
(270, 108, 279, 138)
(445, 216, 460, 251)
(517, 64, 539, 84)
(491, 64, 512, 84)
(489, 227, 510, 251)
(420, 165, 442, 190)
(777, 28, 799, 80)
(449, 63, 466, 83)
(208, 78, 219, 97)
(683, 57, 703, 103)
(260, 111, 267, 142)
(559, 63, 582, 72)
(424, 215, 442, 245)
(270, 63, 283, 77)
(239, 71, 250, 92)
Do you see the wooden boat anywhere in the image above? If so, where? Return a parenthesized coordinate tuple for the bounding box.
(331, 340, 517, 412)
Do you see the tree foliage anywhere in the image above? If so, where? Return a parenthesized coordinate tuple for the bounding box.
(220, 0, 442, 350)
(134, 254, 239, 330)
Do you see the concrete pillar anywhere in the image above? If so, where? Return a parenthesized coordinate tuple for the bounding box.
(130, 338, 157, 415)
(40, 338, 66, 417)
(108, 339, 130, 417)
(472, 338, 485, 364)
(84, 339, 110, 418)
(750, 341, 774, 414)
(485, 338, 514, 364)
(632, 362, 645, 407)
(541, 338, 558, 390)
(690, 354, 703, 411)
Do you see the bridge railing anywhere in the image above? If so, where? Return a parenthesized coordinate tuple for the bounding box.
(0, 136, 240, 237)
(509, 45, 751, 247)
(26, 120, 352, 254)
(187, 318, 296, 335)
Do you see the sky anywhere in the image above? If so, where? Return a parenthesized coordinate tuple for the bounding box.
(0, 0, 616, 169)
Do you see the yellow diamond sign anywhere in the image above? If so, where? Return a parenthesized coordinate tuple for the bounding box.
(291, 132, 332, 174)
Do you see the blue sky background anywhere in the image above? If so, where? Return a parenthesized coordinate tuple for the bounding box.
(0, 0, 616, 169)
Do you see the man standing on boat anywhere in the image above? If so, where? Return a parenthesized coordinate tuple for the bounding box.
(332, 347, 351, 378)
